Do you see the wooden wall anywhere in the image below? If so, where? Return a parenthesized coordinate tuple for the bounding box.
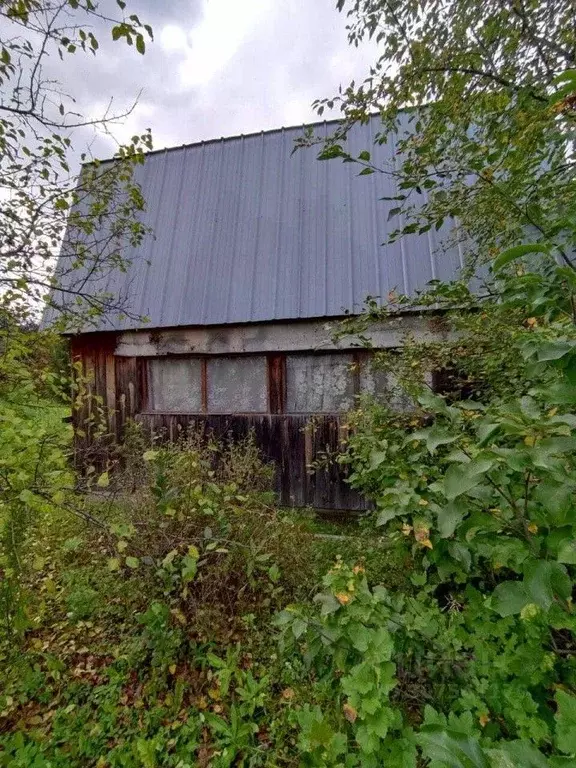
(135, 413, 368, 511)
(69, 336, 370, 511)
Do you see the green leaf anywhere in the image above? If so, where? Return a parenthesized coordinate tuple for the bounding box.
(318, 144, 345, 160)
(125, 556, 140, 569)
(437, 501, 465, 538)
(524, 560, 572, 610)
(411, 425, 458, 453)
(550, 70, 576, 103)
(476, 422, 500, 446)
(448, 542, 471, 571)
(108, 558, 121, 571)
(557, 539, 576, 565)
(96, 471, 109, 488)
(348, 623, 372, 652)
(492, 243, 549, 272)
(444, 459, 494, 500)
(376, 507, 402, 526)
(553, 69, 576, 87)
(492, 581, 530, 617)
(555, 690, 576, 754)
(291, 618, 307, 639)
(136, 34, 145, 54)
(494, 561, 572, 616)
(536, 341, 576, 362)
(417, 726, 489, 768)
(487, 741, 550, 767)
(534, 481, 575, 522)
(369, 450, 387, 469)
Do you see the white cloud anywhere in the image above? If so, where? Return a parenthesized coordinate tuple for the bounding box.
(162, 0, 274, 88)
(42, 0, 382, 161)
(159, 23, 189, 52)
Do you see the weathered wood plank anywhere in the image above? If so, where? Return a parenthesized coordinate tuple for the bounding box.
(115, 356, 139, 439)
(267, 354, 285, 413)
(133, 412, 370, 511)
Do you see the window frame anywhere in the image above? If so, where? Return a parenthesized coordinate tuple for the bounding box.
(140, 350, 372, 416)
(141, 353, 274, 416)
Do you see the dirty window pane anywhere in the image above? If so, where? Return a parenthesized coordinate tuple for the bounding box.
(286, 354, 355, 413)
(207, 356, 267, 413)
(149, 358, 202, 412)
(360, 360, 417, 411)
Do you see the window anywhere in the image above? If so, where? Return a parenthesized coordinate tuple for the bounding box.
(148, 358, 203, 412)
(359, 355, 431, 411)
(207, 356, 267, 413)
(286, 353, 355, 413)
(148, 356, 268, 414)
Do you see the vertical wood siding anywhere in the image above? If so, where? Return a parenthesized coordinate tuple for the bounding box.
(134, 413, 369, 511)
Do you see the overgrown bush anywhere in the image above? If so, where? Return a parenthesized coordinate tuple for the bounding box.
(0, 426, 410, 766)
(278, 262, 576, 766)
(0, 317, 72, 639)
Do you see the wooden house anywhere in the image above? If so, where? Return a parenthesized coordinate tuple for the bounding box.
(47, 115, 467, 510)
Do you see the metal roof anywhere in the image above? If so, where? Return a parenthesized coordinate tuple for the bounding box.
(47, 113, 468, 332)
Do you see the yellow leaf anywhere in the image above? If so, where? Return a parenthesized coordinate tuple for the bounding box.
(28, 715, 43, 725)
(170, 609, 187, 626)
(524, 435, 537, 447)
(418, 498, 429, 507)
(402, 524, 413, 536)
(414, 524, 431, 543)
(527, 522, 538, 534)
(335, 592, 351, 605)
(479, 714, 490, 727)
(343, 703, 358, 723)
(208, 688, 221, 701)
(169, 664, 177, 674)
(420, 538, 433, 550)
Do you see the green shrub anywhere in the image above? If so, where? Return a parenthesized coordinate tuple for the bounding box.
(278, 266, 576, 765)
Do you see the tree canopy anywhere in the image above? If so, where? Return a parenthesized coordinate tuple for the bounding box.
(311, 0, 576, 273)
(0, 0, 153, 328)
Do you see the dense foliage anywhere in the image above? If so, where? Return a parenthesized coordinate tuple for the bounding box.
(305, 0, 576, 274)
(0, 0, 153, 326)
(275, 0, 576, 763)
(0, 434, 409, 766)
(3, 0, 576, 765)
(274, 265, 576, 765)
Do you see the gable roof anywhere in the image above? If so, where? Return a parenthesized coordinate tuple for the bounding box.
(47, 113, 467, 332)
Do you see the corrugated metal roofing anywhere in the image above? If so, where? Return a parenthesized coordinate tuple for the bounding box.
(47, 113, 468, 331)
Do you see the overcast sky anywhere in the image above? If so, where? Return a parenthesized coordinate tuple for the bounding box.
(70, 0, 379, 157)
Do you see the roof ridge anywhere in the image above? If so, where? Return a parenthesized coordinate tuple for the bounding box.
(88, 109, 419, 166)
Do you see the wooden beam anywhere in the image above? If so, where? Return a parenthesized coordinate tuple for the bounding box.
(201, 358, 208, 413)
(267, 354, 285, 413)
